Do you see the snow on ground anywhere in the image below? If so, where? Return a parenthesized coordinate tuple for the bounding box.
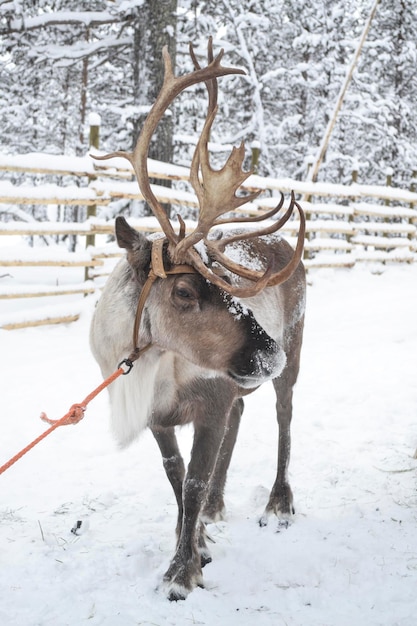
(1, 263, 417, 626)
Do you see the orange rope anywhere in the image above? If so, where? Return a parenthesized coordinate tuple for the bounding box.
(0, 366, 125, 476)
(1, 242, 179, 477)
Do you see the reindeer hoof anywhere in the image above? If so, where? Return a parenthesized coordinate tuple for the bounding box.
(167, 584, 188, 602)
(259, 510, 293, 529)
(200, 550, 212, 568)
(259, 484, 295, 527)
(276, 517, 292, 532)
(258, 512, 269, 527)
(165, 578, 204, 602)
(162, 557, 204, 601)
(260, 483, 294, 526)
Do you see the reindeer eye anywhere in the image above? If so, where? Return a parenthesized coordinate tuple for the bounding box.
(175, 287, 192, 299)
(172, 279, 200, 308)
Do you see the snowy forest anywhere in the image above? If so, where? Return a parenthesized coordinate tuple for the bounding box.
(0, 0, 416, 188)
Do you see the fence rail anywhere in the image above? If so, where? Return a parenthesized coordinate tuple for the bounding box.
(1, 151, 416, 328)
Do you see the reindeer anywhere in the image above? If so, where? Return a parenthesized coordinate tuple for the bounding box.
(90, 39, 306, 600)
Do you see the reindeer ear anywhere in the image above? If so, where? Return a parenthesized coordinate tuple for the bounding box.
(115, 216, 142, 250)
(115, 216, 151, 282)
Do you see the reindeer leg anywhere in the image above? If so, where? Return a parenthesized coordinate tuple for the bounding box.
(259, 375, 294, 527)
(163, 384, 233, 600)
(202, 398, 243, 522)
(152, 425, 213, 569)
(163, 421, 226, 600)
(260, 317, 304, 527)
(151, 426, 185, 538)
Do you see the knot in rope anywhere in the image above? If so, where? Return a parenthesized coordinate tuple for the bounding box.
(0, 366, 127, 476)
(40, 403, 86, 427)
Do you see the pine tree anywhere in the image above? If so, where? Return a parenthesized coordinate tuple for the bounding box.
(338, 0, 417, 186)
(1, 0, 416, 190)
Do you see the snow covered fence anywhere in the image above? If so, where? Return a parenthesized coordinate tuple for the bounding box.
(1, 152, 417, 328)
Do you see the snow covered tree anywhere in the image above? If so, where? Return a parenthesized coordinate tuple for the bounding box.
(0, 0, 178, 158)
(1, 0, 416, 189)
(333, 0, 417, 187)
(1, 2, 116, 153)
(175, 0, 360, 180)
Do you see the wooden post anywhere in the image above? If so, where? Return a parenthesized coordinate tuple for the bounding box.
(85, 113, 101, 281)
(384, 167, 393, 207)
(303, 156, 314, 260)
(384, 166, 393, 259)
(89, 112, 101, 150)
(351, 163, 358, 185)
(348, 162, 359, 245)
(250, 140, 261, 175)
(410, 169, 417, 197)
(408, 169, 417, 242)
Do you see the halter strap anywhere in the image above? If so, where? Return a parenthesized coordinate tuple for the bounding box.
(124, 239, 197, 367)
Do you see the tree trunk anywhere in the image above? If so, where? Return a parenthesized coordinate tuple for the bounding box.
(132, 0, 178, 217)
(78, 28, 90, 155)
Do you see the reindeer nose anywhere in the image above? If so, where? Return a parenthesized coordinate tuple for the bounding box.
(252, 344, 286, 379)
(229, 326, 286, 388)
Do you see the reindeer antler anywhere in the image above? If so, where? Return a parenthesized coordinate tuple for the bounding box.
(95, 38, 305, 298)
(94, 39, 244, 247)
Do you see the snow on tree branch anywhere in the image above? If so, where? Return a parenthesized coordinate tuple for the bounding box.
(0, 11, 133, 34)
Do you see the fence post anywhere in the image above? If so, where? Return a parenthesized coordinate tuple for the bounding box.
(384, 167, 393, 208)
(351, 164, 358, 185)
(409, 169, 417, 243)
(303, 156, 315, 260)
(89, 112, 101, 150)
(346, 162, 360, 258)
(250, 140, 261, 175)
(410, 169, 417, 203)
(348, 162, 358, 235)
(85, 113, 101, 281)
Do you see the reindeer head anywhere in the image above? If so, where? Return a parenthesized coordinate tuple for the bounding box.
(107, 216, 288, 389)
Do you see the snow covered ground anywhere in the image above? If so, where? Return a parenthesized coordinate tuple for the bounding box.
(1, 263, 416, 626)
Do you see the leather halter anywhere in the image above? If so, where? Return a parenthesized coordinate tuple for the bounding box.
(119, 238, 197, 373)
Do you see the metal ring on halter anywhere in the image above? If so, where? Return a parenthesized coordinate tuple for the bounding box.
(118, 358, 135, 375)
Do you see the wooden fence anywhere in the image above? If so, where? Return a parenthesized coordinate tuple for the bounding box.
(1, 151, 416, 329)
